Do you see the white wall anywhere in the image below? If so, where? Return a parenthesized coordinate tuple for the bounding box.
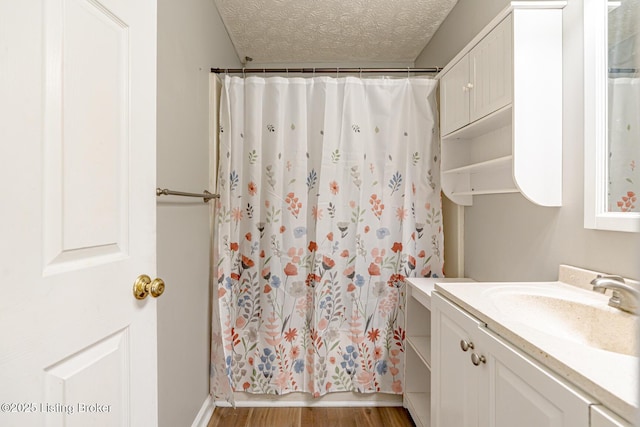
(416, 0, 640, 281)
(156, 1, 241, 426)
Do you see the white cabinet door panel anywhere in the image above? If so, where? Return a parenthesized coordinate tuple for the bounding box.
(440, 56, 471, 136)
(478, 328, 592, 427)
(469, 15, 512, 122)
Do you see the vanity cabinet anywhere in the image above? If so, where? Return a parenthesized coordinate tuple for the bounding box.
(590, 406, 632, 427)
(432, 293, 593, 427)
(438, 2, 565, 206)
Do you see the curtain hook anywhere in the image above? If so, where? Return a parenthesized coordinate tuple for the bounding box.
(242, 67, 245, 79)
(336, 67, 339, 78)
(359, 67, 362, 79)
(286, 68, 289, 78)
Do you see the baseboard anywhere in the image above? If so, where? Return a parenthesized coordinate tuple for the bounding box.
(214, 392, 403, 408)
(191, 394, 215, 427)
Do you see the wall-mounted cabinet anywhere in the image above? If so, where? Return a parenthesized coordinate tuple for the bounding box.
(438, 2, 565, 206)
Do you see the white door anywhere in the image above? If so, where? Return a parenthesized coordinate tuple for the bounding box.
(0, 1, 158, 426)
(439, 55, 470, 136)
(478, 328, 592, 427)
(431, 293, 483, 427)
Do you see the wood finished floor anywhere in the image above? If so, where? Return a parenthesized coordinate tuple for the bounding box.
(207, 406, 416, 427)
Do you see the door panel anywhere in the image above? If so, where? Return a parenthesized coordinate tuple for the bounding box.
(44, 0, 130, 273)
(431, 293, 483, 427)
(0, 0, 157, 426)
(479, 328, 592, 427)
(439, 56, 470, 136)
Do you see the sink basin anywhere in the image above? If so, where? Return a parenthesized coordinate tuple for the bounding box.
(485, 285, 640, 357)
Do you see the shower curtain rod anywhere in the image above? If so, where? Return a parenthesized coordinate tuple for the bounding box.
(211, 67, 442, 75)
(156, 188, 219, 203)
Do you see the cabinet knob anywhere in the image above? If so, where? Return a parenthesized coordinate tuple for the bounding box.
(462, 83, 474, 91)
(460, 339, 474, 352)
(471, 353, 486, 366)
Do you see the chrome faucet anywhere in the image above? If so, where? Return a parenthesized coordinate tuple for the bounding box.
(591, 275, 640, 314)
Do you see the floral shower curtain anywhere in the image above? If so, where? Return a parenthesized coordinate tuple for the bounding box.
(608, 78, 639, 212)
(210, 76, 443, 399)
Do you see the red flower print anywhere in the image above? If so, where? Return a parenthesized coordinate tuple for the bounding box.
(230, 272, 240, 281)
(327, 232, 334, 241)
(241, 255, 254, 269)
(229, 242, 239, 251)
(305, 273, 321, 287)
(340, 249, 349, 257)
(322, 256, 335, 270)
(367, 328, 380, 342)
(264, 284, 272, 293)
(280, 225, 286, 233)
(364, 225, 370, 233)
(308, 241, 318, 252)
(368, 263, 381, 276)
(243, 382, 251, 391)
(284, 327, 298, 342)
(418, 250, 426, 258)
(329, 181, 339, 195)
(347, 283, 356, 292)
(248, 181, 257, 196)
(245, 232, 252, 241)
(391, 242, 403, 253)
(260, 250, 265, 258)
(284, 263, 298, 276)
(388, 273, 405, 288)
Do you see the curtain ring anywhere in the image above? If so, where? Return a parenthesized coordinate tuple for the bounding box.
(359, 67, 362, 79)
(336, 67, 339, 78)
(242, 67, 245, 79)
(286, 68, 289, 78)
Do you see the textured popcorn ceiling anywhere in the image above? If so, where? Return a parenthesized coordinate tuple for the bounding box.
(214, 0, 458, 64)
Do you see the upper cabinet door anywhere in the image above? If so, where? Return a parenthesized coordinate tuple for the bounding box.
(440, 56, 471, 136)
(469, 15, 513, 122)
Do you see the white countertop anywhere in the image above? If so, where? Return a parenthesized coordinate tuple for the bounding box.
(434, 279, 639, 423)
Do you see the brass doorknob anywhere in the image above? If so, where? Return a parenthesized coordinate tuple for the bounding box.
(133, 275, 166, 300)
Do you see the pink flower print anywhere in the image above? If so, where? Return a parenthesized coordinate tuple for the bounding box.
(247, 181, 257, 196)
(631, 160, 636, 172)
(285, 192, 302, 218)
(284, 263, 298, 276)
(312, 205, 323, 220)
(329, 181, 339, 195)
(368, 263, 381, 276)
(231, 207, 243, 221)
(395, 207, 407, 222)
(616, 191, 637, 212)
(369, 194, 384, 219)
